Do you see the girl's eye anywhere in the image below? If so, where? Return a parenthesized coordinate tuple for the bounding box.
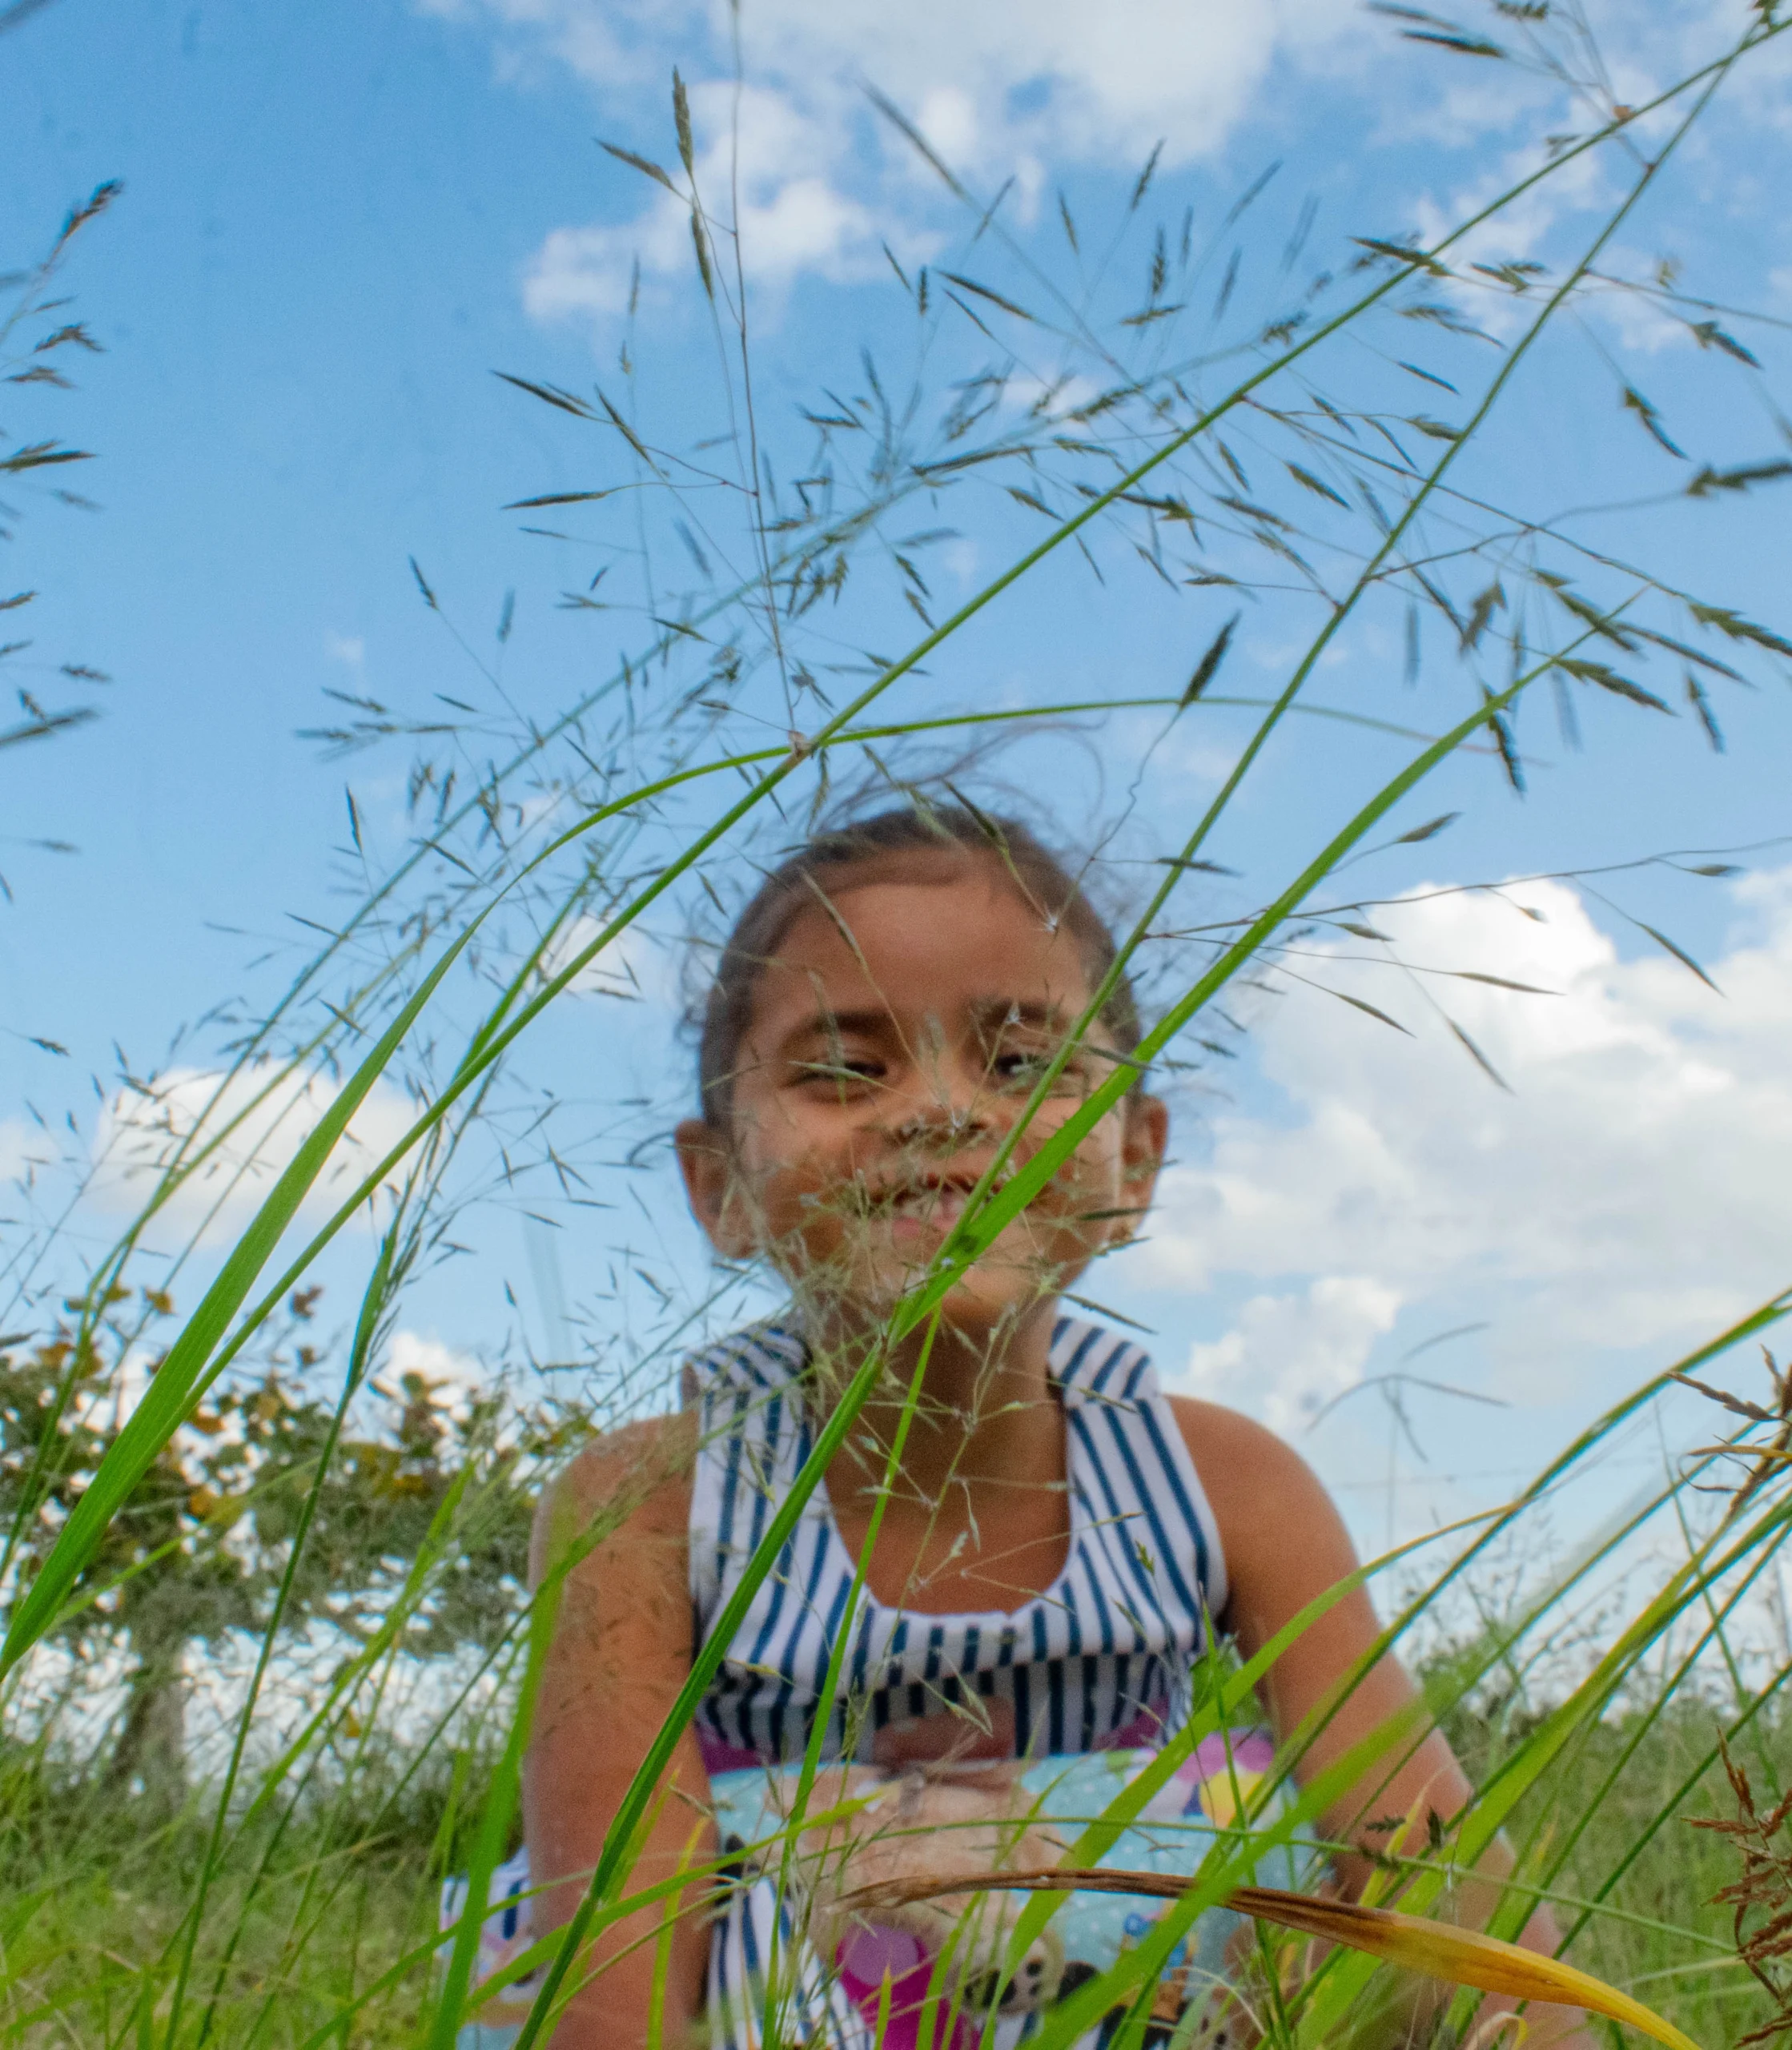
(992, 1046, 1070, 1089)
(793, 1057, 883, 1091)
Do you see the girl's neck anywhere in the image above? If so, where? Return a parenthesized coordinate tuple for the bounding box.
(812, 1296, 1064, 1507)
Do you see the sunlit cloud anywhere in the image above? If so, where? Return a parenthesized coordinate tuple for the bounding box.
(432, 0, 1368, 332)
(1181, 1273, 1402, 1433)
(535, 914, 682, 1008)
(86, 1061, 420, 1241)
(1144, 867, 1792, 1402)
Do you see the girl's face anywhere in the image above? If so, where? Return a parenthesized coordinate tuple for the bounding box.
(675, 857, 1167, 1337)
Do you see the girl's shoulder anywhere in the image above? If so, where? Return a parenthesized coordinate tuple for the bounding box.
(539, 1314, 806, 1555)
(1163, 1391, 1303, 1462)
(540, 1409, 698, 1559)
(1162, 1393, 1351, 1598)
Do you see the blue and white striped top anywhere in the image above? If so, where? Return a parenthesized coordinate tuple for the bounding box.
(687, 1314, 1228, 1771)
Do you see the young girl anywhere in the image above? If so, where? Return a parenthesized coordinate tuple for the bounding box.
(521, 806, 1590, 2048)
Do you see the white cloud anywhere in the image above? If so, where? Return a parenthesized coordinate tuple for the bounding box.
(461, 0, 1361, 172)
(1585, 262, 1700, 357)
(1408, 139, 1613, 340)
(432, 0, 1790, 341)
(0, 1116, 54, 1186)
(1389, 1, 1773, 347)
(1180, 1273, 1401, 1432)
(389, 1328, 482, 1383)
(523, 77, 890, 322)
(1000, 368, 1105, 420)
(324, 633, 366, 667)
(536, 914, 681, 1007)
(1139, 868, 1792, 1393)
(387, 1329, 488, 1419)
(442, 0, 1366, 332)
(88, 1062, 420, 1240)
(1730, 20, 1792, 139)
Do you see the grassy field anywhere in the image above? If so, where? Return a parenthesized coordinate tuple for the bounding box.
(0, 1646, 1783, 2046)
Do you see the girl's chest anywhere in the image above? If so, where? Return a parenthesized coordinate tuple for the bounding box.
(825, 1471, 1074, 1618)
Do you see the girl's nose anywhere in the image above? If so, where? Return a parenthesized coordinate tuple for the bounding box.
(882, 1052, 995, 1149)
(890, 1099, 992, 1152)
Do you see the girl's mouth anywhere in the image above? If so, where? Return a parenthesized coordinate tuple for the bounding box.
(886, 1184, 966, 1239)
(872, 1176, 1006, 1248)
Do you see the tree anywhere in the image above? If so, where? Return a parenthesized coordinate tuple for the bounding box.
(0, 1284, 581, 1810)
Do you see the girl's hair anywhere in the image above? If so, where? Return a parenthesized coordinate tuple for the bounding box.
(696, 803, 1141, 1127)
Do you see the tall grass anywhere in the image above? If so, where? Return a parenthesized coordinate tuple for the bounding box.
(3, 6, 1792, 2046)
(0, 177, 119, 774)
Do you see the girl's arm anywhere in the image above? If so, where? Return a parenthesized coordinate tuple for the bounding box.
(1175, 1397, 1596, 2049)
(523, 1412, 714, 2050)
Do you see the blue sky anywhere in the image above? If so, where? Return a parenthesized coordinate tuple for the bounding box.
(3, 0, 1790, 1561)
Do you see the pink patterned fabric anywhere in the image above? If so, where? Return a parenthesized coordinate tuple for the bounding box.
(834, 1927, 974, 2050)
(698, 1730, 771, 1776)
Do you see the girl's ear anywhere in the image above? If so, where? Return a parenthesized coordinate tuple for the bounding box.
(675, 1118, 757, 1260)
(1113, 1092, 1169, 1245)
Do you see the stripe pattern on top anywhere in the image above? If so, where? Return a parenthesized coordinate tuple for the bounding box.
(686, 1314, 1229, 1769)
